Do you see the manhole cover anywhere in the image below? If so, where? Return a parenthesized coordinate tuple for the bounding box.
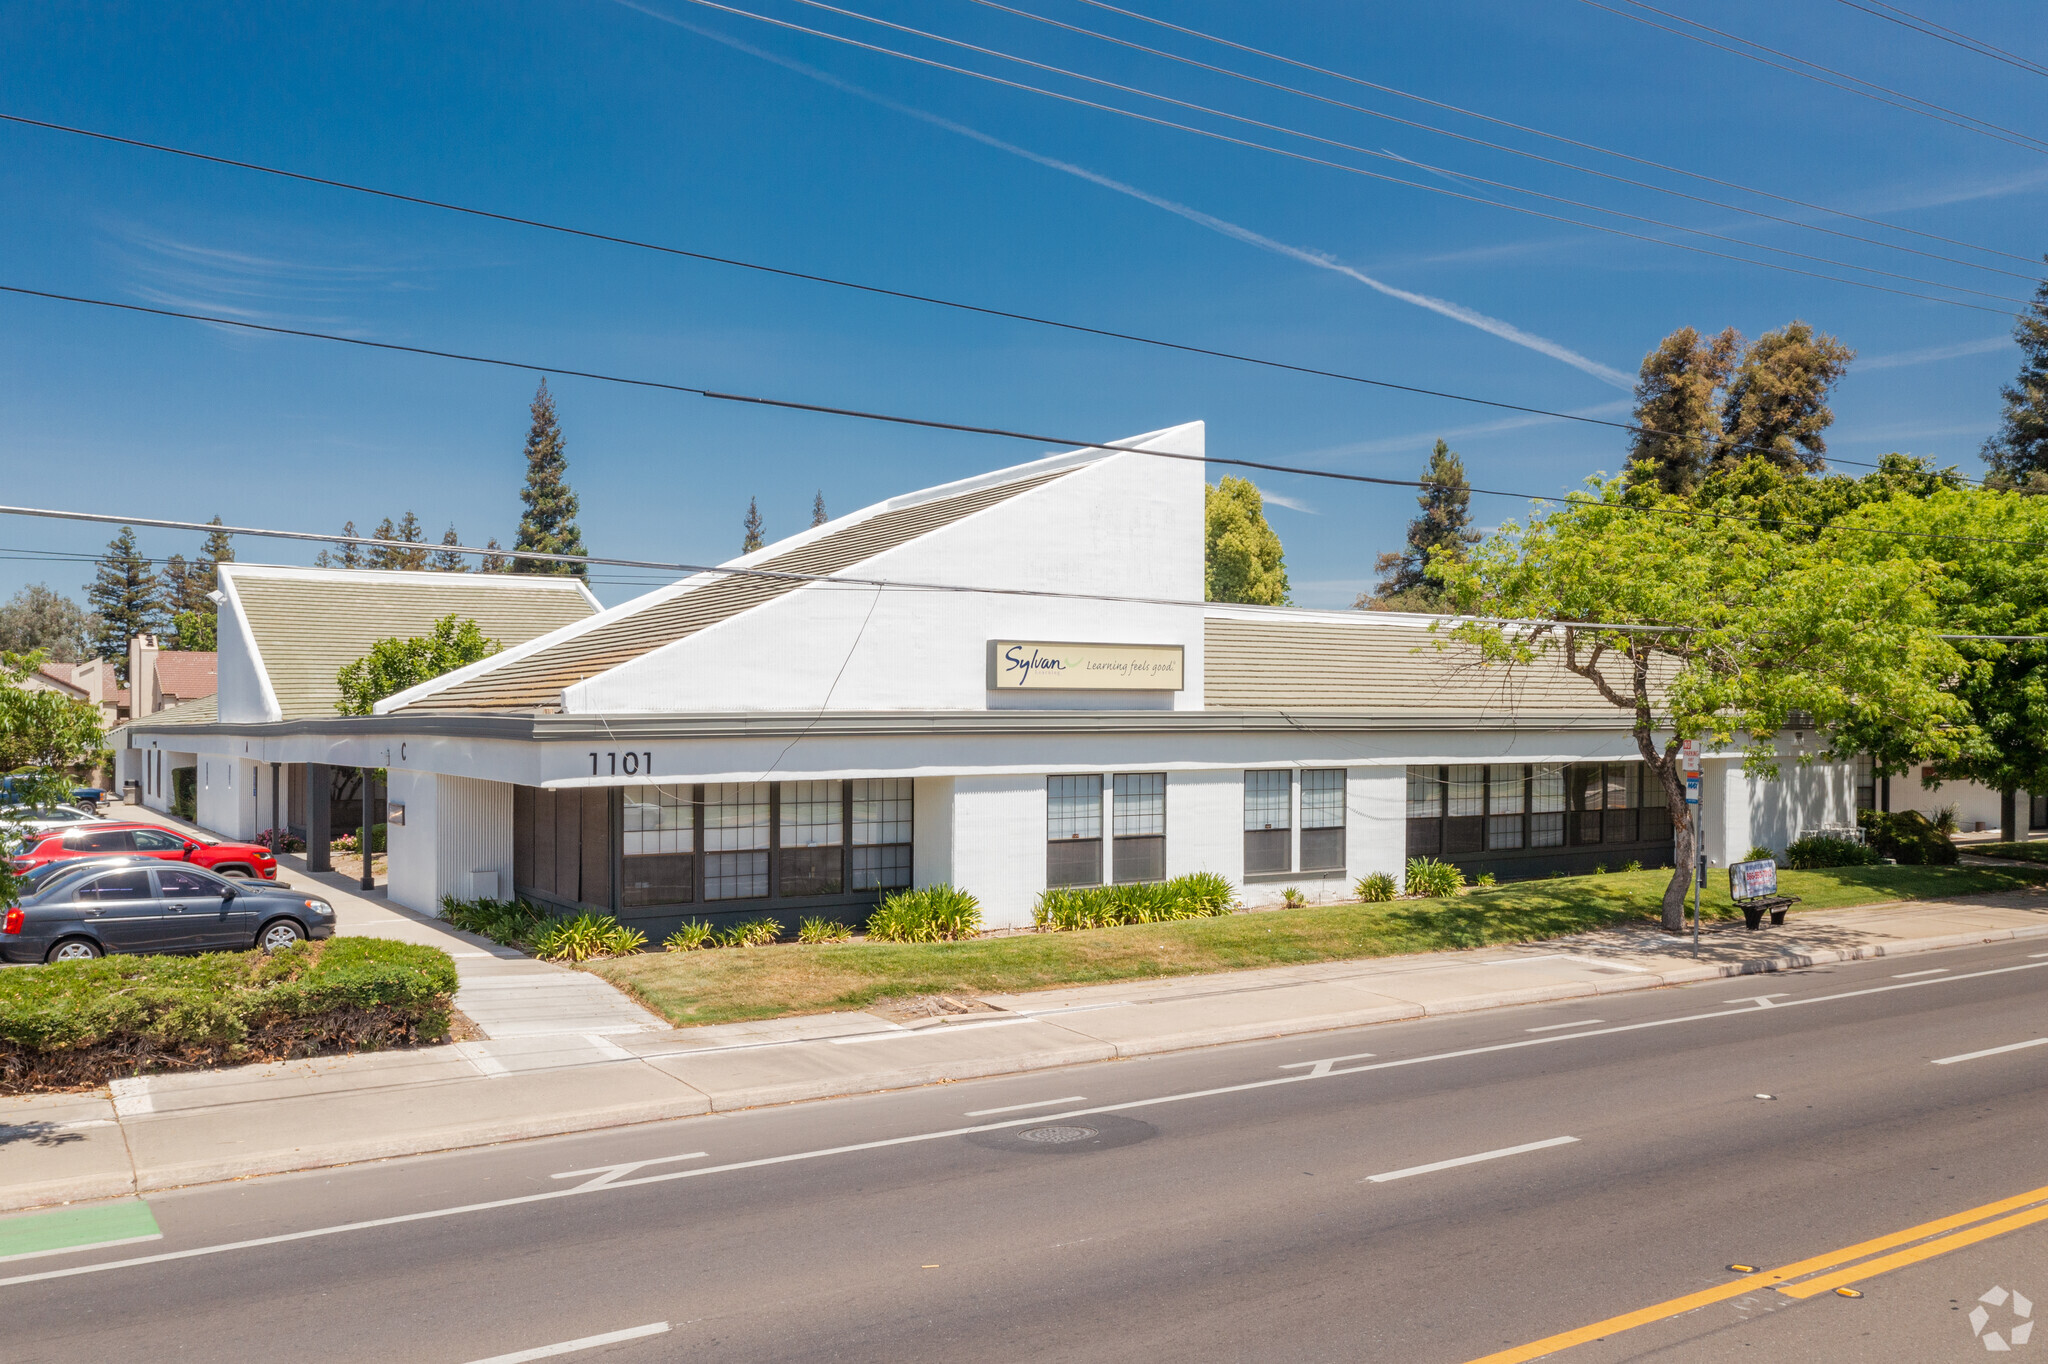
(1017, 1125, 1099, 1144)
(967, 1114, 1155, 1154)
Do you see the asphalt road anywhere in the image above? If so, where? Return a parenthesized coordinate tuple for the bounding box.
(8, 938, 2048, 1363)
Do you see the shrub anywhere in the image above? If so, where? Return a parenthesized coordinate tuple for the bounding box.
(1619, 860, 1641, 873)
(1282, 886, 1306, 907)
(1031, 874, 1239, 932)
(663, 921, 714, 952)
(718, 918, 782, 948)
(440, 895, 553, 949)
(798, 918, 854, 944)
(255, 827, 305, 854)
(1783, 834, 1879, 869)
(1404, 858, 1463, 898)
(868, 884, 982, 942)
(170, 766, 196, 820)
(0, 937, 457, 1092)
(1475, 872, 1498, 886)
(1592, 863, 1607, 875)
(334, 823, 388, 855)
(532, 913, 645, 962)
(1859, 809, 1959, 866)
(1742, 845, 1776, 863)
(1353, 871, 1397, 903)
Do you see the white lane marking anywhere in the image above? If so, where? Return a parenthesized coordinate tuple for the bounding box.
(453, 1042, 509, 1079)
(2030, 953, 2048, 959)
(829, 1017, 1037, 1043)
(107, 1077, 153, 1117)
(1526, 1020, 1606, 1032)
(1280, 1052, 1375, 1078)
(10, 958, 2047, 1292)
(1367, 1136, 1580, 1183)
(0, 1233, 164, 1266)
(463, 1321, 669, 1363)
(583, 1034, 635, 1061)
(551, 1153, 708, 1193)
(1932, 1038, 2048, 1066)
(1723, 994, 1791, 1007)
(1893, 968, 1949, 979)
(963, 1096, 1088, 1118)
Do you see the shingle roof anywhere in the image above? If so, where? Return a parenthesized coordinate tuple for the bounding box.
(124, 694, 218, 729)
(1203, 612, 1665, 716)
(34, 662, 84, 694)
(222, 568, 599, 719)
(399, 466, 1076, 713)
(154, 651, 218, 699)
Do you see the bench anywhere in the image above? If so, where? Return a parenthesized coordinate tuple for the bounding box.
(1729, 858, 1801, 931)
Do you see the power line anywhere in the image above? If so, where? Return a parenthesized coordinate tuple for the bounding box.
(1579, 0, 2048, 157)
(959, 0, 2041, 285)
(0, 111, 1661, 440)
(1, 281, 2041, 551)
(1069, 0, 2042, 268)
(1832, 0, 2048, 79)
(667, 0, 2024, 313)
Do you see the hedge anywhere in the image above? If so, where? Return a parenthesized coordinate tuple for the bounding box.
(0, 937, 458, 1093)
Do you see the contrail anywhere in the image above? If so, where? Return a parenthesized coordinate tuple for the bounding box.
(616, 1, 1636, 391)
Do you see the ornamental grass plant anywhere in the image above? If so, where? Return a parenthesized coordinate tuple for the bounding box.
(1403, 857, 1464, 898)
(1031, 872, 1236, 931)
(866, 884, 982, 942)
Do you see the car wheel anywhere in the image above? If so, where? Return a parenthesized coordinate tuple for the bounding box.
(45, 937, 102, 963)
(218, 865, 254, 878)
(258, 919, 306, 953)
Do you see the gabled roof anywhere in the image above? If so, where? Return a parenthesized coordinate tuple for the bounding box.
(154, 651, 218, 699)
(392, 461, 1080, 714)
(1203, 609, 1668, 716)
(219, 566, 600, 719)
(34, 662, 87, 696)
(119, 693, 218, 730)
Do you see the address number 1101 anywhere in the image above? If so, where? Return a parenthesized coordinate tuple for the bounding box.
(590, 751, 653, 776)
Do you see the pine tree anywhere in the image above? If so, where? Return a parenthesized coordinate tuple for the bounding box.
(314, 521, 366, 570)
(1984, 263, 2048, 488)
(812, 491, 828, 527)
(367, 513, 429, 571)
(1626, 327, 1738, 494)
(1714, 321, 1854, 475)
(1204, 477, 1289, 605)
(432, 526, 468, 572)
(480, 538, 509, 573)
(162, 516, 233, 649)
(1360, 440, 1482, 611)
(742, 497, 765, 553)
(513, 378, 587, 576)
(87, 526, 162, 675)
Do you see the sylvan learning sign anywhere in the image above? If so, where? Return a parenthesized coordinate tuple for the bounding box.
(988, 641, 1186, 691)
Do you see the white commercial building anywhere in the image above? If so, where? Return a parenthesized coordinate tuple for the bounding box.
(119, 422, 1930, 935)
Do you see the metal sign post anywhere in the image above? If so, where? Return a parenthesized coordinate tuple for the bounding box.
(1682, 741, 1703, 956)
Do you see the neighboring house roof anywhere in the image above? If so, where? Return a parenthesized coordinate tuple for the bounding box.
(154, 651, 218, 699)
(396, 464, 1077, 714)
(32, 663, 87, 697)
(118, 694, 219, 732)
(220, 567, 601, 719)
(1203, 611, 1668, 716)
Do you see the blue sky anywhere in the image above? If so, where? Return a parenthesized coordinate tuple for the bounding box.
(2, 0, 2043, 611)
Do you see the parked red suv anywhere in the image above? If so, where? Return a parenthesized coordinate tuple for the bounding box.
(10, 822, 279, 881)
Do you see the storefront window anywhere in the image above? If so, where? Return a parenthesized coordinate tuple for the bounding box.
(1112, 773, 1166, 883)
(851, 778, 914, 890)
(704, 783, 770, 900)
(778, 781, 843, 897)
(1530, 764, 1566, 848)
(1243, 770, 1291, 875)
(1300, 769, 1345, 871)
(623, 785, 694, 907)
(1048, 775, 1104, 887)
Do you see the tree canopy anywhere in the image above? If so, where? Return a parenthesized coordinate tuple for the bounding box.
(1205, 477, 1290, 605)
(1360, 439, 1480, 611)
(335, 616, 502, 715)
(88, 526, 162, 673)
(0, 585, 99, 663)
(513, 379, 587, 576)
(1983, 263, 2048, 490)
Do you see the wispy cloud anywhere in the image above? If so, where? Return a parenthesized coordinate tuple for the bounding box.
(1859, 334, 2012, 370)
(106, 223, 432, 333)
(1256, 487, 1316, 514)
(619, 2, 1635, 391)
(1869, 168, 2048, 214)
(1297, 399, 1634, 463)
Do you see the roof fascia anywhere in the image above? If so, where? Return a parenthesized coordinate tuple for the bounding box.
(214, 566, 283, 723)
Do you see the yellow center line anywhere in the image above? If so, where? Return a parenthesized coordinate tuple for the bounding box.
(1462, 1181, 2048, 1364)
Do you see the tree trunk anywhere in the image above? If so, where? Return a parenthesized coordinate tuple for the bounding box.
(1662, 808, 1694, 934)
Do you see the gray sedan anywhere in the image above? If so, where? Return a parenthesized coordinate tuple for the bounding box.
(0, 863, 337, 963)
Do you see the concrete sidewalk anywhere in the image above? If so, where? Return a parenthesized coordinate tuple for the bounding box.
(5, 887, 2046, 1210)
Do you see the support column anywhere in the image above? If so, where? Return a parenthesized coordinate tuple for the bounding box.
(2002, 787, 2018, 844)
(361, 766, 376, 891)
(306, 763, 332, 872)
(269, 763, 281, 838)
(1880, 774, 1891, 813)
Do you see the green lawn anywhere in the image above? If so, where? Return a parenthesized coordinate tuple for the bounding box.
(589, 863, 2048, 1028)
(1976, 842, 2048, 865)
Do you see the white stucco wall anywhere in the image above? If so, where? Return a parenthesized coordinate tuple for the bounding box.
(951, 774, 1049, 930)
(1348, 767, 1407, 892)
(912, 775, 956, 891)
(212, 571, 281, 724)
(387, 772, 515, 916)
(1700, 749, 1858, 864)
(1903, 776, 2007, 835)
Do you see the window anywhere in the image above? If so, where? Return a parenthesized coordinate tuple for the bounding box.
(1300, 769, 1345, 872)
(1487, 766, 1525, 850)
(157, 869, 220, 897)
(623, 786, 694, 908)
(1444, 764, 1487, 854)
(1243, 770, 1291, 875)
(1406, 767, 1441, 819)
(1530, 764, 1566, 848)
(1112, 773, 1166, 884)
(79, 870, 151, 901)
(2032, 792, 2047, 832)
(1855, 754, 1877, 812)
(1048, 775, 1103, 887)
(704, 783, 770, 900)
(1603, 763, 1637, 843)
(778, 781, 843, 897)
(1569, 764, 1605, 844)
(68, 829, 132, 854)
(131, 829, 185, 852)
(851, 778, 914, 891)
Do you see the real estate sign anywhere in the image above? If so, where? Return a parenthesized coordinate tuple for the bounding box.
(987, 641, 1185, 691)
(1729, 858, 1779, 900)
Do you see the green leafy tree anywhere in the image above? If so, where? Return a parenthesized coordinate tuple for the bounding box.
(335, 615, 503, 715)
(513, 379, 587, 576)
(170, 609, 217, 652)
(742, 497, 765, 553)
(87, 526, 162, 674)
(0, 585, 99, 663)
(0, 650, 105, 899)
(1713, 321, 1854, 476)
(812, 490, 828, 528)
(1205, 477, 1290, 605)
(1439, 476, 1961, 930)
(1361, 440, 1481, 611)
(1627, 326, 1739, 494)
(1983, 262, 2048, 489)
(432, 526, 468, 572)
